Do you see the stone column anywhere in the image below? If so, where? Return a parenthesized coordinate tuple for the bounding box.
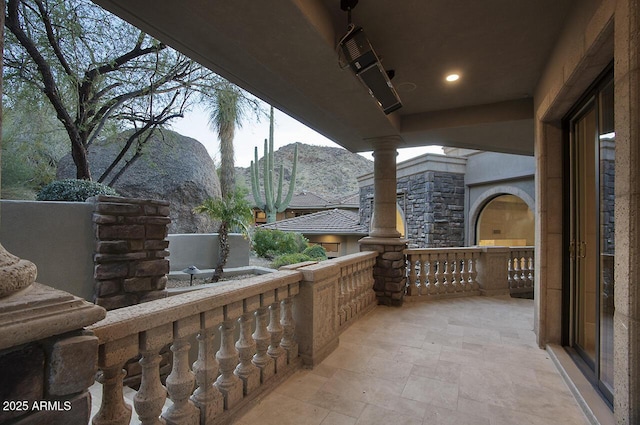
(533, 120, 563, 348)
(369, 139, 401, 239)
(614, 0, 640, 422)
(360, 138, 407, 306)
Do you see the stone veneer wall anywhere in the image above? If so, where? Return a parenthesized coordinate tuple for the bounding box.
(0, 331, 98, 424)
(92, 196, 170, 310)
(360, 171, 465, 248)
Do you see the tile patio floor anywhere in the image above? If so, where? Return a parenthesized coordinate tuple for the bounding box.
(236, 296, 590, 425)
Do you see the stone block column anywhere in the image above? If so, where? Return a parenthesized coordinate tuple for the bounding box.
(360, 138, 408, 306)
(92, 196, 171, 310)
(614, 0, 640, 422)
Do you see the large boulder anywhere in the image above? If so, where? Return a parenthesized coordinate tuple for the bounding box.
(57, 129, 221, 233)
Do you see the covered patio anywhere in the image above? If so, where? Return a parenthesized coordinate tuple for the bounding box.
(237, 296, 588, 425)
(2, 0, 639, 424)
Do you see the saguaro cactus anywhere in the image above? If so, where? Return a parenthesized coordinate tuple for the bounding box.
(250, 107, 298, 223)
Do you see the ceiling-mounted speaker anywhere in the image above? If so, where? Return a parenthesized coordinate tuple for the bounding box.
(339, 26, 402, 115)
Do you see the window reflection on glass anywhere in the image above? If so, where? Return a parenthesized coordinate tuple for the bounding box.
(598, 79, 615, 395)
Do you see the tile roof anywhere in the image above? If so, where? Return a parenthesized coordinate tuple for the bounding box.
(328, 192, 359, 208)
(288, 191, 331, 208)
(259, 209, 368, 235)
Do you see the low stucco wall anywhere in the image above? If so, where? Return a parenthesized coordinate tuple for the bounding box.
(0, 201, 251, 302)
(167, 233, 250, 271)
(0, 200, 95, 301)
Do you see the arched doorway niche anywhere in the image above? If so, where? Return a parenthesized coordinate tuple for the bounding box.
(468, 187, 535, 246)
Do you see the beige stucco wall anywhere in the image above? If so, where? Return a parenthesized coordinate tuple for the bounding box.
(167, 233, 250, 271)
(0, 200, 95, 301)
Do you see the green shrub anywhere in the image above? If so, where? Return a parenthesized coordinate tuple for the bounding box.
(37, 179, 119, 202)
(270, 253, 315, 269)
(253, 228, 308, 258)
(303, 244, 328, 260)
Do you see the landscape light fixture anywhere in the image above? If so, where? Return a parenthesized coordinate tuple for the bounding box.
(182, 265, 201, 286)
(338, 0, 402, 115)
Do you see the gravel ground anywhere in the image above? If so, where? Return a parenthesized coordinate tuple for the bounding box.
(166, 253, 274, 288)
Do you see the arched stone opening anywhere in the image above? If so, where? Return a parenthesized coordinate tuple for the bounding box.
(475, 194, 534, 246)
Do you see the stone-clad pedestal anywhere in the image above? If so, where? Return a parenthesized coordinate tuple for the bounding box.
(0, 249, 106, 425)
(359, 237, 408, 306)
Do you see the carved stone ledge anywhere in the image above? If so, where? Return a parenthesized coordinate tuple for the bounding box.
(0, 283, 106, 351)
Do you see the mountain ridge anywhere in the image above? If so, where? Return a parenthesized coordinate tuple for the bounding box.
(236, 142, 373, 200)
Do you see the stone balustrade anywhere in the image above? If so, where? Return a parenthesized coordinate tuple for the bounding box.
(405, 246, 535, 300)
(405, 247, 481, 298)
(88, 251, 378, 424)
(507, 247, 535, 295)
(282, 251, 378, 366)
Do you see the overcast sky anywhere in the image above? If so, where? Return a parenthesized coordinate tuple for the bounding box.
(170, 103, 442, 168)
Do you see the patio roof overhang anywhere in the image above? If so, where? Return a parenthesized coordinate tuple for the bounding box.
(92, 0, 575, 156)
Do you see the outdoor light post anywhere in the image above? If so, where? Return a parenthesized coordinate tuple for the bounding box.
(182, 265, 200, 286)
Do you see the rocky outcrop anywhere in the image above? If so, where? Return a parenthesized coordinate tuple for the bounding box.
(57, 129, 221, 233)
(237, 142, 374, 199)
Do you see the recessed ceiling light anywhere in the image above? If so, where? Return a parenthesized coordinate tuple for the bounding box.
(445, 73, 460, 82)
(396, 82, 417, 92)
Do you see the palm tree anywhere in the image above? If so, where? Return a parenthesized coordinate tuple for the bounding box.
(208, 81, 245, 198)
(194, 188, 254, 282)
(204, 81, 261, 280)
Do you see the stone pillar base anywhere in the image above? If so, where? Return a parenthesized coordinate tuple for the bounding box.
(0, 283, 106, 424)
(359, 237, 408, 306)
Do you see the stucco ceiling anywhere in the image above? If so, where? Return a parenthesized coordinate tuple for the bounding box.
(92, 0, 575, 155)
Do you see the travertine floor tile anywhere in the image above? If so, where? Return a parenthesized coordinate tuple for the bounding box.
(355, 404, 423, 425)
(321, 411, 358, 425)
(235, 392, 329, 425)
(401, 374, 459, 408)
(423, 403, 491, 425)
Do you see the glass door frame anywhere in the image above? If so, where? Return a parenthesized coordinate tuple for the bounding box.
(562, 64, 614, 406)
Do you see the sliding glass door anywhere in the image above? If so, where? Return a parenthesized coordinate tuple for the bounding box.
(566, 70, 614, 403)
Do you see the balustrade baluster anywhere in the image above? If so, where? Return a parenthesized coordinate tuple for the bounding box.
(191, 327, 223, 425)
(519, 255, 527, 287)
(280, 295, 298, 363)
(527, 255, 534, 287)
(338, 272, 347, 325)
(443, 254, 452, 293)
(163, 333, 199, 425)
(235, 312, 260, 395)
(507, 257, 514, 289)
(415, 255, 423, 295)
(512, 254, 521, 288)
(367, 257, 377, 305)
(93, 365, 132, 425)
(135, 348, 167, 425)
(461, 256, 469, 292)
(348, 265, 357, 317)
(252, 306, 275, 382)
(451, 253, 460, 292)
(469, 252, 479, 290)
(426, 254, 437, 295)
(407, 256, 418, 296)
(355, 262, 366, 310)
(215, 320, 243, 410)
(267, 300, 286, 373)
